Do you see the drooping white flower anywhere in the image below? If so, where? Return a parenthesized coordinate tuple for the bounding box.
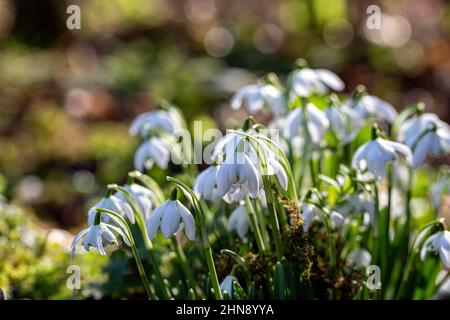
(88, 195, 134, 225)
(347, 248, 372, 268)
(129, 109, 183, 137)
(213, 131, 287, 200)
(227, 205, 250, 239)
(146, 199, 196, 240)
(118, 183, 158, 221)
(430, 176, 450, 211)
(347, 95, 397, 124)
(134, 136, 176, 171)
(325, 101, 363, 145)
(352, 138, 413, 180)
(231, 83, 286, 116)
(301, 203, 344, 231)
(220, 275, 239, 296)
(193, 166, 221, 204)
(284, 103, 330, 146)
(70, 221, 130, 259)
(211, 132, 247, 163)
(291, 68, 344, 97)
(398, 113, 450, 169)
(329, 210, 345, 229)
(217, 151, 261, 198)
(420, 231, 450, 268)
(222, 185, 249, 204)
(337, 193, 374, 227)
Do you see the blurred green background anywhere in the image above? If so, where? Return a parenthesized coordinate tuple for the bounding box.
(0, 0, 449, 231)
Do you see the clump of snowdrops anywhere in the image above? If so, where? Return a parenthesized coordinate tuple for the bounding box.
(71, 59, 450, 300)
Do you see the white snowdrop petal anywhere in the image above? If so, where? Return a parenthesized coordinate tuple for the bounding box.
(160, 202, 181, 238)
(315, 69, 345, 91)
(176, 201, 196, 241)
(70, 228, 89, 259)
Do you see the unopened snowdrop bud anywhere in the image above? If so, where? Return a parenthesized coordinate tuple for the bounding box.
(129, 109, 182, 138)
(290, 66, 344, 97)
(398, 113, 450, 169)
(193, 166, 221, 204)
(71, 212, 130, 259)
(347, 248, 372, 268)
(217, 147, 261, 198)
(352, 133, 413, 180)
(227, 205, 250, 239)
(220, 275, 239, 297)
(134, 136, 175, 171)
(420, 230, 450, 268)
(146, 189, 196, 240)
(284, 103, 329, 146)
(231, 83, 286, 116)
(88, 195, 134, 225)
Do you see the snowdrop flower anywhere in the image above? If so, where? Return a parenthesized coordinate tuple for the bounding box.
(325, 99, 363, 145)
(301, 203, 321, 231)
(223, 186, 267, 207)
(88, 195, 134, 225)
(129, 109, 182, 137)
(222, 185, 249, 204)
(284, 103, 329, 146)
(212, 132, 248, 163)
(291, 67, 344, 97)
(337, 193, 374, 226)
(346, 94, 397, 124)
(220, 275, 239, 296)
(420, 231, 450, 268)
(194, 166, 221, 204)
(352, 138, 413, 180)
(71, 220, 130, 259)
(231, 83, 286, 116)
(146, 197, 196, 240)
(398, 113, 450, 169)
(118, 183, 158, 221)
(217, 150, 261, 198)
(430, 176, 450, 211)
(329, 210, 345, 229)
(301, 203, 344, 231)
(134, 136, 177, 171)
(227, 205, 250, 239)
(347, 248, 372, 268)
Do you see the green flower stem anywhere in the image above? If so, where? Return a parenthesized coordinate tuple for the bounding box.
(262, 176, 284, 260)
(274, 193, 288, 233)
(166, 177, 223, 300)
(317, 207, 337, 280)
(245, 196, 267, 254)
(94, 208, 156, 300)
(309, 156, 317, 188)
(171, 237, 200, 299)
(381, 165, 393, 294)
(255, 199, 271, 248)
(112, 185, 171, 299)
(372, 182, 381, 268)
